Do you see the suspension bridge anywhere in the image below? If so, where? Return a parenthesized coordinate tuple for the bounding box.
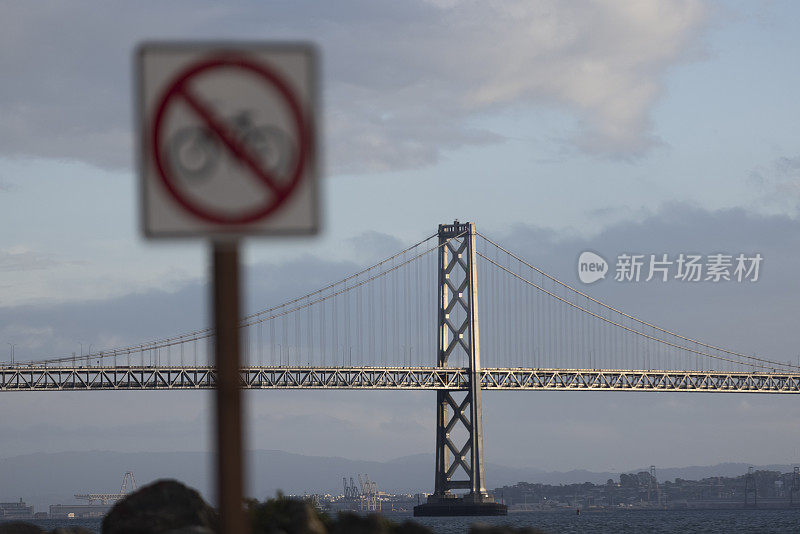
(2, 221, 798, 514)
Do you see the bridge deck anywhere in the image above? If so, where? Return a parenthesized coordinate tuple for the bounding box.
(2, 366, 800, 393)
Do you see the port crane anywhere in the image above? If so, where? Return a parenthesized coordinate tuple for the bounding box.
(358, 474, 380, 511)
(343, 477, 360, 501)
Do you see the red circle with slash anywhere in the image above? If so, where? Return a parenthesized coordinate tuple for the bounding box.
(151, 54, 311, 225)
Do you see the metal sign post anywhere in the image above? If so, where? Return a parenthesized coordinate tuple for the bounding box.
(212, 240, 244, 533)
(137, 42, 318, 533)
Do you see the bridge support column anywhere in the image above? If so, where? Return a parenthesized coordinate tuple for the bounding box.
(415, 221, 506, 517)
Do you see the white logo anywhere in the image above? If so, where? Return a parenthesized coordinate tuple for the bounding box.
(576, 251, 763, 283)
(578, 251, 608, 284)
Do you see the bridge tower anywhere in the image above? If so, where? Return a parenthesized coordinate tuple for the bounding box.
(414, 221, 506, 516)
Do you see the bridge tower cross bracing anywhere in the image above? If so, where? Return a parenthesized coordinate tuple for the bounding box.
(434, 220, 487, 500)
(416, 221, 505, 516)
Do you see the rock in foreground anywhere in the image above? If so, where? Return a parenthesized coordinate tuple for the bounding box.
(102, 479, 217, 534)
(0, 523, 47, 534)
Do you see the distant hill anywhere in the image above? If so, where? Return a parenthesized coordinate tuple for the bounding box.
(0, 450, 793, 512)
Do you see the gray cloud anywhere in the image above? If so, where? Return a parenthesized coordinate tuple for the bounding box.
(0, 254, 358, 361)
(749, 154, 800, 211)
(0, 248, 59, 272)
(0, 0, 707, 173)
(491, 204, 800, 361)
(4, 204, 799, 364)
(346, 231, 408, 263)
(4, 205, 797, 365)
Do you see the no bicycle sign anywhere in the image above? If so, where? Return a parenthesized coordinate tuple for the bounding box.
(136, 41, 320, 532)
(137, 42, 318, 237)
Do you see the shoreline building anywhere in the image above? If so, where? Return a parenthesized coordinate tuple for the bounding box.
(0, 498, 34, 520)
(49, 503, 112, 519)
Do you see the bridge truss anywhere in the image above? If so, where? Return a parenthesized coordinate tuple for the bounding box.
(3, 365, 800, 393)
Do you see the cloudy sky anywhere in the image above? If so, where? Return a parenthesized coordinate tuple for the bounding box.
(2, 0, 800, 487)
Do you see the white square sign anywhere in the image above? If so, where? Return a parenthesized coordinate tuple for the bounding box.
(137, 42, 319, 238)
